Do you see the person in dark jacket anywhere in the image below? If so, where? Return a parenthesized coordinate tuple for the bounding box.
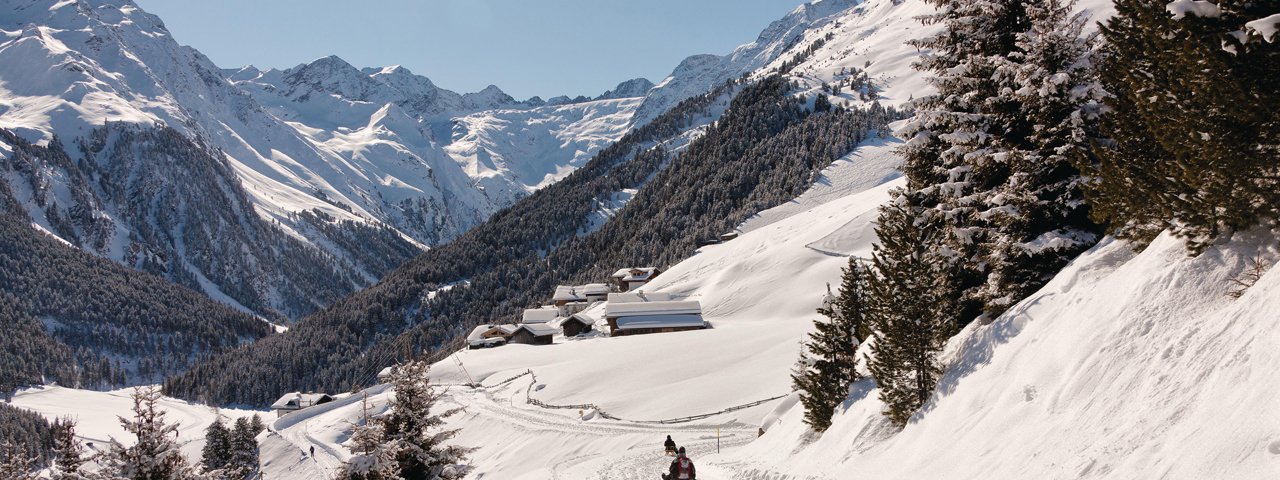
(664, 435, 677, 455)
(665, 446, 695, 480)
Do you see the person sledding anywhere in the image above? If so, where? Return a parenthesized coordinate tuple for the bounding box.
(664, 435, 677, 456)
(662, 446, 696, 480)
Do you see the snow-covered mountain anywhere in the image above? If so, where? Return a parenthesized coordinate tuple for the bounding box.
(0, 0, 906, 320)
(0, 0, 644, 317)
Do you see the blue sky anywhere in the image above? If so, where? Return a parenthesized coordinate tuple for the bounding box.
(135, 0, 808, 100)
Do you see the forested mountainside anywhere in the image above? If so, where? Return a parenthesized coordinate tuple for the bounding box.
(0, 127, 413, 321)
(166, 73, 903, 406)
(0, 135, 273, 394)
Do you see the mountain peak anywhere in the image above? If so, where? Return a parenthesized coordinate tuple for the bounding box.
(596, 77, 656, 100)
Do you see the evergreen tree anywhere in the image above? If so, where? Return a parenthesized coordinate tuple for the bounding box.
(978, 0, 1103, 315)
(791, 257, 871, 432)
(0, 442, 39, 480)
(226, 417, 260, 479)
(895, 0, 1033, 326)
(1090, 0, 1280, 251)
(338, 394, 399, 480)
(50, 417, 86, 477)
(200, 419, 231, 475)
(98, 386, 196, 480)
(339, 359, 472, 480)
(865, 192, 956, 427)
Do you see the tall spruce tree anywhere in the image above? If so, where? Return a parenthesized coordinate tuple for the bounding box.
(50, 418, 86, 478)
(99, 386, 196, 480)
(339, 359, 472, 480)
(339, 394, 400, 480)
(200, 419, 231, 475)
(978, 0, 1104, 315)
(866, 192, 957, 427)
(896, 0, 1033, 325)
(226, 417, 260, 479)
(1090, 0, 1280, 251)
(791, 257, 871, 432)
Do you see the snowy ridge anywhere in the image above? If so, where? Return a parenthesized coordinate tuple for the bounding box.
(632, 0, 861, 125)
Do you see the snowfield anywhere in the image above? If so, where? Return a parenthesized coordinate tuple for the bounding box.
(10, 386, 260, 462)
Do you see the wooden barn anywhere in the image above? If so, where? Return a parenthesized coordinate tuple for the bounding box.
(610, 267, 662, 292)
(467, 324, 518, 349)
(270, 392, 334, 418)
(552, 283, 609, 315)
(604, 294, 705, 337)
(559, 312, 596, 337)
(510, 323, 557, 345)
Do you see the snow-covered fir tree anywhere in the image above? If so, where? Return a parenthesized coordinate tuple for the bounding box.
(1090, 0, 1280, 251)
(894, 0, 1034, 326)
(338, 394, 400, 480)
(0, 442, 39, 480)
(791, 257, 871, 432)
(98, 386, 196, 480)
(865, 193, 957, 427)
(338, 359, 472, 480)
(50, 417, 88, 479)
(226, 417, 261, 479)
(200, 419, 231, 475)
(977, 0, 1103, 315)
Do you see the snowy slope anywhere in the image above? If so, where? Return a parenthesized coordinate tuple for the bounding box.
(256, 137, 906, 479)
(11, 386, 261, 463)
(723, 231, 1280, 480)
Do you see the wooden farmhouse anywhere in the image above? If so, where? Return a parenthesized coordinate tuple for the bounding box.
(510, 323, 557, 345)
(270, 392, 334, 418)
(558, 312, 597, 337)
(610, 267, 662, 292)
(552, 283, 609, 315)
(604, 292, 705, 336)
(467, 324, 518, 349)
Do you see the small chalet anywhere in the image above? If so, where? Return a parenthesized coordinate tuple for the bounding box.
(377, 366, 396, 382)
(270, 392, 334, 418)
(467, 324, 518, 349)
(558, 311, 597, 337)
(552, 283, 609, 315)
(604, 292, 705, 336)
(610, 267, 662, 292)
(509, 323, 557, 345)
(522, 307, 560, 324)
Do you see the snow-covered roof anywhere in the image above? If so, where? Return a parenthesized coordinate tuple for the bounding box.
(562, 311, 597, 326)
(270, 392, 332, 410)
(522, 307, 561, 323)
(517, 323, 559, 337)
(467, 325, 494, 342)
(611, 267, 659, 281)
(612, 314, 705, 330)
(607, 291, 675, 303)
(552, 283, 610, 302)
(377, 366, 395, 379)
(467, 324, 518, 345)
(606, 300, 701, 317)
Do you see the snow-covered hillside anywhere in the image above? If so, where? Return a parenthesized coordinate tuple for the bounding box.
(252, 138, 905, 479)
(11, 386, 260, 463)
(262, 136, 1280, 479)
(726, 231, 1280, 480)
